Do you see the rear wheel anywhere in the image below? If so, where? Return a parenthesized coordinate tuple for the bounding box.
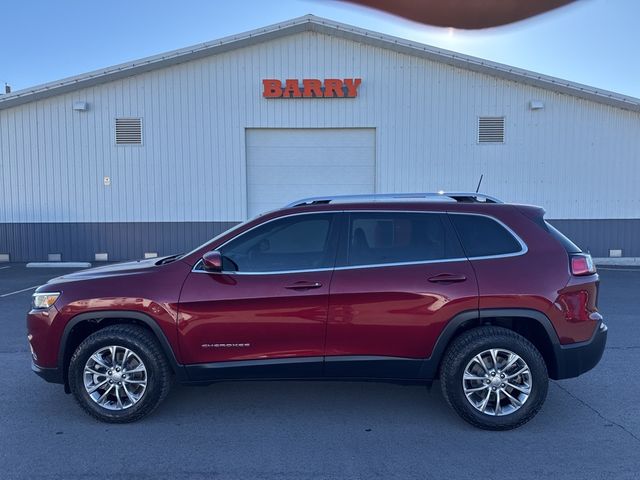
(68, 324, 171, 423)
(440, 326, 548, 430)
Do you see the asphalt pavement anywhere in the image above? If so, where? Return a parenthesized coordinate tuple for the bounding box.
(0, 264, 638, 479)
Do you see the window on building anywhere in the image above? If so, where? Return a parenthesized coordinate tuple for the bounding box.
(449, 214, 523, 257)
(345, 212, 464, 267)
(115, 118, 142, 145)
(478, 116, 505, 144)
(218, 213, 336, 272)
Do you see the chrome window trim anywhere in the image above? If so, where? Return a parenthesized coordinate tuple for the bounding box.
(192, 211, 338, 275)
(192, 262, 334, 275)
(334, 257, 469, 271)
(190, 209, 528, 275)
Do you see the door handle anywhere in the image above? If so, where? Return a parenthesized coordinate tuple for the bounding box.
(428, 273, 467, 283)
(285, 281, 323, 290)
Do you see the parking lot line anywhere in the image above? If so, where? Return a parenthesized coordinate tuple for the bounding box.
(0, 266, 11, 270)
(0, 286, 39, 298)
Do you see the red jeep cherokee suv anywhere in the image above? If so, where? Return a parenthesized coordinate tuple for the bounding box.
(27, 192, 607, 429)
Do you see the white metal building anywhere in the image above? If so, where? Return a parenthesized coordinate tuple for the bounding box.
(1, 15, 639, 261)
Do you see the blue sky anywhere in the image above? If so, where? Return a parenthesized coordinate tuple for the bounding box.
(1, 0, 639, 98)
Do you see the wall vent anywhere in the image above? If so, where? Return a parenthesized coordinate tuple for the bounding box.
(478, 117, 505, 144)
(115, 118, 142, 145)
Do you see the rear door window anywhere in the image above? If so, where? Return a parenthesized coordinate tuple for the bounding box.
(344, 212, 464, 267)
(449, 214, 524, 258)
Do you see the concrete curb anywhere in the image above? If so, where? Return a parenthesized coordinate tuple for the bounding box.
(26, 262, 92, 268)
(593, 257, 640, 267)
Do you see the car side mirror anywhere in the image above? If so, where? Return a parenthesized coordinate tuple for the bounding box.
(202, 251, 223, 272)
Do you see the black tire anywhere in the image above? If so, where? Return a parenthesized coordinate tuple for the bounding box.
(68, 324, 172, 423)
(440, 326, 548, 430)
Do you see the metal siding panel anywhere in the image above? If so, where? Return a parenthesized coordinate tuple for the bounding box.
(548, 219, 640, 257)
(0, 222, 238, 262)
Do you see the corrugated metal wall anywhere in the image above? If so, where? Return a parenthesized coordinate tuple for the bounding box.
(548, 219, 640, 257)
(0, 222, 237, 262)
(1, 30, 639, 260)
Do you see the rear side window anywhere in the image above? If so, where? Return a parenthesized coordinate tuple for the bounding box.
(345, 212, 464, 267)
(449, 214, 523, 258)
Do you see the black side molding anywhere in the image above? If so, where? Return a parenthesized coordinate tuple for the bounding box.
(419, 307, 606, 381)
(418, 309, 479, 379)
(324, 355, 423, 379)
(59, 310, 187, 382)
(185, 356, 324, 382)
(478, 308, 559, 342)
(554, 322, 607, 379)
(32, 361, 64, 384)
(477, 308, 608, 379)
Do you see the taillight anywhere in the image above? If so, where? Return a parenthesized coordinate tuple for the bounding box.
(557, 290, 591, 322)
(570, 254, 596, 276)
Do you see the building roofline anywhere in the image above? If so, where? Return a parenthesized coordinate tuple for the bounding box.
(1, 14, 639, 112)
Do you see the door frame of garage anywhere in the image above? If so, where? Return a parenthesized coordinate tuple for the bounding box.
(243, 127, 377, 218)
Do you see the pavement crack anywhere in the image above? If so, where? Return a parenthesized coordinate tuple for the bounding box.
(605, 346, 640, 350)
(553, 380, 640, 444)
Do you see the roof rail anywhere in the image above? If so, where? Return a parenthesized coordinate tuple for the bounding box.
(285, 192, 503, 207)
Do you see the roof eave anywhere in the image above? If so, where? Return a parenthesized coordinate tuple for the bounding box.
(309, 20, 640, 113)
(0, 16, 313, 110)
(1, 14, 638, 113)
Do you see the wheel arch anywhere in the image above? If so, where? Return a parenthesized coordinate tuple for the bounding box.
(59, 311, 186, 391)
(422, 308, 562, 380)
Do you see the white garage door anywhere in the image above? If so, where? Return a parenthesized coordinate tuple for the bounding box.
(246, 128, 376, 217)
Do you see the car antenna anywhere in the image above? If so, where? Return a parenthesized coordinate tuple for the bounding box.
(475, 174, 484, 193)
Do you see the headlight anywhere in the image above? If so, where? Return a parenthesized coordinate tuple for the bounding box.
(32, 292, 60, 309)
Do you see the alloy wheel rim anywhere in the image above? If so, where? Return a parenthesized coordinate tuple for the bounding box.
(462, 348, 532, 416)
(83, 345, 147, 410)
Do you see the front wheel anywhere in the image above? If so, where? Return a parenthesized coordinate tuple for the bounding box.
(68, 324, 172, 423)
(440, 326, 548, 430)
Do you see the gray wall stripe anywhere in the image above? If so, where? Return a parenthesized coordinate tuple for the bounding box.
(0, 219, 637, 262)
(0, 222, 238, 262)
(547, 219, 640, 257)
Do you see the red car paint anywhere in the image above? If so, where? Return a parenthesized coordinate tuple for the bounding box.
(177, 269, 332, 364)
(27, 258, 190, 368)
(27, 200, 604, 384)
(325, 260, 478, 358)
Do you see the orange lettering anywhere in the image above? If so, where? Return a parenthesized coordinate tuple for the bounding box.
(302, 79, 323, 98)
(283, 79, 302, 98)
(344, 78, 362, 97)
(324, 79, 344, 98)
(262, 78, 362, 99)
(262, 79, 283, 98)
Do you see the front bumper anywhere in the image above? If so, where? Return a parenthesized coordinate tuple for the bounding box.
(31, 361, 64, 384)
(553, 321, 608, 379)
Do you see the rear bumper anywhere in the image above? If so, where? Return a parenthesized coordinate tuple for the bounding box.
(32, 361, 64, 384)
(553, 321, 607, 379)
